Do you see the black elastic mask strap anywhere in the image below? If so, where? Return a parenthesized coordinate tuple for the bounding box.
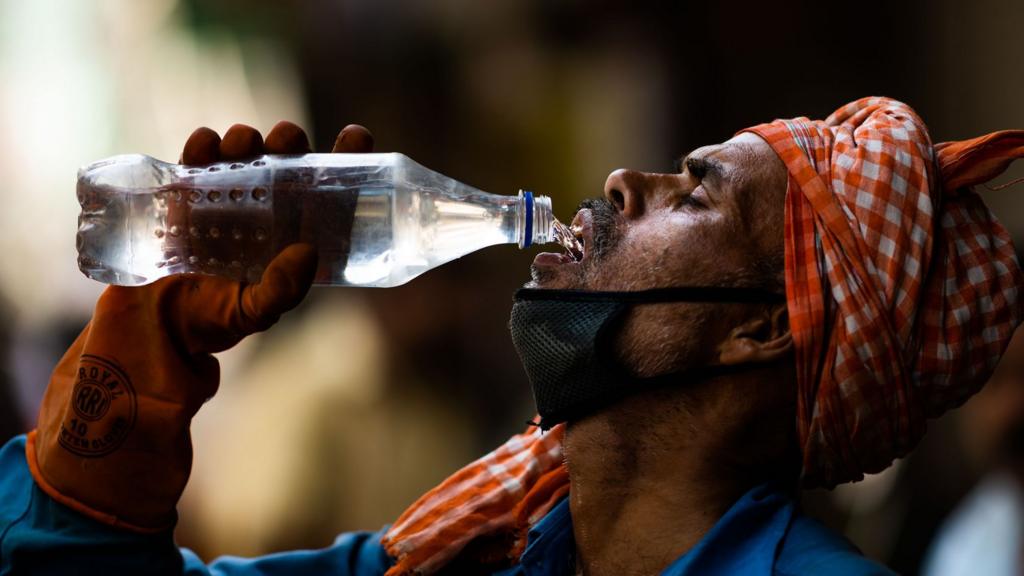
(514, 286, 785, 304)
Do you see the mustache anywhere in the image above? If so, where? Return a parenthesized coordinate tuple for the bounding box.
(577, 197, 619, 262)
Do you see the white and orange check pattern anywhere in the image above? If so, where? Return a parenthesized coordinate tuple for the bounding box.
(381, 98, 1024, 573)
(382, 424, 567, 575)
(745, 97, 1023, 488)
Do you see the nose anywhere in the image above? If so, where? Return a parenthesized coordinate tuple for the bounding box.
(603, 168, 655, 218)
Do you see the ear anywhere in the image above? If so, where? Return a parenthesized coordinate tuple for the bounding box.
(716, 303, 792, 366)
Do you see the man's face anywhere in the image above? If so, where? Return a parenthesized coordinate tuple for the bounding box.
(527, 132, 788, 376)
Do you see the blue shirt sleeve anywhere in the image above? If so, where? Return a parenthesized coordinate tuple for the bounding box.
(0, 435, 393, 576)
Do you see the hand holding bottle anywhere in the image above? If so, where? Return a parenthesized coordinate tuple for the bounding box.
(29, 122, 373, 532)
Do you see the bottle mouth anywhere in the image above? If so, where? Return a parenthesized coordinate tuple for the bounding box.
(518, 190, 553, 249)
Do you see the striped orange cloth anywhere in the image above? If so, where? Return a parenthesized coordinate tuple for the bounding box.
(381, 424, 567, 575)
(381, 98, 1024, 573)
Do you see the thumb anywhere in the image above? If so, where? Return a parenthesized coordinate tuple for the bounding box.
(240, 243, 319, 331)
(165, 243, 318, 355)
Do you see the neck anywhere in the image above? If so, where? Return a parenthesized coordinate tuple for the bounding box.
(564, 369, 796, 576)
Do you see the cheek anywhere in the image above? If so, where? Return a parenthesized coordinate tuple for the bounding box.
(614, 303, 714, 377)
(586, 224, 689, 291)
(585, 213, 745, 374)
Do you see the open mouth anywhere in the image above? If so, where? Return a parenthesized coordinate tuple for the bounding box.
(553, 220, 584, 261)
(532, 209, 592, 268)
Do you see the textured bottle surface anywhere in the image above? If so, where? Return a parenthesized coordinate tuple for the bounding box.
(77, 153, 536, 287)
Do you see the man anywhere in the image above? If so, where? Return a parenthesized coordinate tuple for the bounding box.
(1, 97, 1021, 575)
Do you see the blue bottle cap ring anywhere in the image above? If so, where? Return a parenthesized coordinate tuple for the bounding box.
(522, 190, 533, 248)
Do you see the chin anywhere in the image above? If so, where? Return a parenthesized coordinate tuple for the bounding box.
(526, 262, 586, 290)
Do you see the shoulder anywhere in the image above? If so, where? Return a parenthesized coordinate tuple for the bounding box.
(775, 513, 896, 576)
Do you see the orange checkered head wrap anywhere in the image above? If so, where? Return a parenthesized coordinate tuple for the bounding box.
(743, 97, 1024, 488)
(381, 98, 1024, 574)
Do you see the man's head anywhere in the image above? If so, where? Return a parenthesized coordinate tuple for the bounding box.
(515, 96, 1024, 488)
(514, 131, 801, 485)
(528, 132, 791, 381)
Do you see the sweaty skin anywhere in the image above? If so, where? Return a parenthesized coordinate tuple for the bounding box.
(529, 132, 795, 576)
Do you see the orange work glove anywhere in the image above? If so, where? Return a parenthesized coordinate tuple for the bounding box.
(27, 122, 375, 532)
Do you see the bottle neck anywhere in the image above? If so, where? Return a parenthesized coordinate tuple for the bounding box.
(517, 190, 554, 249)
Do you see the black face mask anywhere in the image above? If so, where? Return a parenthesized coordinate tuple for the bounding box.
(509, 287, 785, 429)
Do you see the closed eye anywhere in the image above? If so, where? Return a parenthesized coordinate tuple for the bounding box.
(679, 192, 705, 209)
(673, 154, 720, 210)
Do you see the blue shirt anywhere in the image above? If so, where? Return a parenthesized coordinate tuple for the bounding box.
(0, 435, 893, 575)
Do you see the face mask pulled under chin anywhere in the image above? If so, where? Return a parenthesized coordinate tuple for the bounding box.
(509, 286, 785, 430)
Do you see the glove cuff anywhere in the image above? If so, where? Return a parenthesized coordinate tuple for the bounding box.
(25, 430, 174, 534)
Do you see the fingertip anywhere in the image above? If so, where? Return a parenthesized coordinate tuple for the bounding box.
(332, 124, 375, 153)
(219, 124, 265, 160)
(182, 127, 221, 165)
(264, 121, 311, 155)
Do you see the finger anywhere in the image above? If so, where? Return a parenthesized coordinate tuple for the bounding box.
(163, 243, 318, 356)
(331, 124, 375, 153)
(239, 243, 319, 333)
(181, 127, 221, 165)
(219, 124, 265, 160)
(264, 121, 311, 155)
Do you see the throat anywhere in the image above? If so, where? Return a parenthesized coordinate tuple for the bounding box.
(562, 401, 752, 576)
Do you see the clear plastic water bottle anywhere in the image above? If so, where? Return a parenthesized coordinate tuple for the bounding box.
(76, 153, 560, 287)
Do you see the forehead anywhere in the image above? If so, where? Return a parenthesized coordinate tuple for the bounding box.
(686, 132, 782, 206)
(691, 132, 771, 171)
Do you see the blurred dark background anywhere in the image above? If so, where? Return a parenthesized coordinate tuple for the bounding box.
(2, 1, 1022, 574)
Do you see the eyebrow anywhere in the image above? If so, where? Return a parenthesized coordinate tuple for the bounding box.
(674, 154, 726, 183)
